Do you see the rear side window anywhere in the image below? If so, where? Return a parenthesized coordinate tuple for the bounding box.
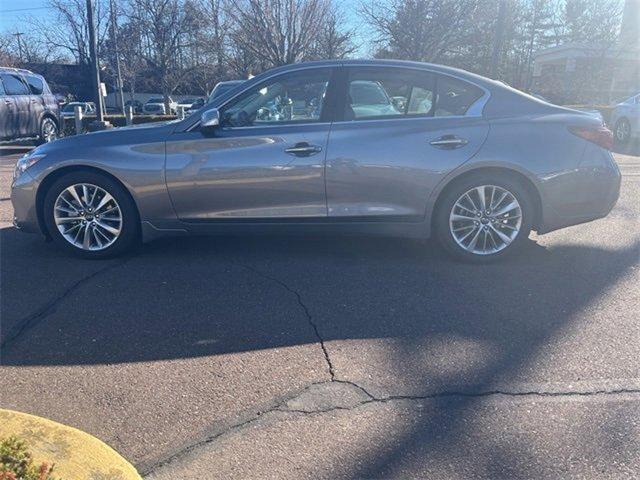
(0, 73, 29, 95)
(434, 76, 484, 117)
(24, 74, 44, 95)
(345, 68, 436, 120)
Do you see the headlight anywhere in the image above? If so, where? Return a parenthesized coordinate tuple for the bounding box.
(14, 153, 46, 180)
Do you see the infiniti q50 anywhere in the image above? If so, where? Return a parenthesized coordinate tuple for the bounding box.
(11, 60, 621, 261)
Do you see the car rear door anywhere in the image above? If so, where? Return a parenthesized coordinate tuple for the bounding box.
(0, 72, 32, 137)
(23, 73, 47, 136)
(325, 66, 490, 220)
(165, 67, 336, 220)
(0, 76, 18, 140)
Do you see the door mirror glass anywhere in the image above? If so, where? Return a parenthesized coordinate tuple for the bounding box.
(201, 108, 220, 128)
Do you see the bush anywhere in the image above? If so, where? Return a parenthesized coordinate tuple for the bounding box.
(0, 436, 59, 480)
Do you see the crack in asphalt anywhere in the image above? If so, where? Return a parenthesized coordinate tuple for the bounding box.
(232, 263, 336, 381)
(0, 257, 131, 352)
(143, 378, 640, 476)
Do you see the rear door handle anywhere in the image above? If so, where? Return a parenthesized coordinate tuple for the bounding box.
(429, 135, 468, 149)
(285, 142, 323, 157)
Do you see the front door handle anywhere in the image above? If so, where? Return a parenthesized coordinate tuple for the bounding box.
(285, 142, 323, 157)
(429, 135, 468, 149)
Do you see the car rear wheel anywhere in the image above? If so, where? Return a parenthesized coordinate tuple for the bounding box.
(436, 174, 533, 262)
(43, 171, 139, 258)
(39, 117, 58, 144)
(615, 118, 631, 144)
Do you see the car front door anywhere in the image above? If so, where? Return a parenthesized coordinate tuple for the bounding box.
(325, 66, 490, 220)
(166, 67, 335, 220)
(0, 72, 31, 138)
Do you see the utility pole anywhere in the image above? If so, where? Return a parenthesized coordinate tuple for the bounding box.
(13, 32, 24, 62)
(86, 0, 110, 129)
(109, 0, 125, 114)
(489, 0, 507, 79)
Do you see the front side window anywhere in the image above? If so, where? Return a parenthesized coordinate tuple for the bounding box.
(221, 69, 331, 127)
(345, 68, 436, 120)
(24, 74, 44, 95)
(434, 76, 484, 117)
(0, 74, 29, 95)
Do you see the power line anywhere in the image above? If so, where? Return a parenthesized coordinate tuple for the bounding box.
(0, 6, 55, 14)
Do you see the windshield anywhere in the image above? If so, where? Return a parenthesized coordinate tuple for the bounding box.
(147, 98, 164, 103)
(62, 104, 81, 112)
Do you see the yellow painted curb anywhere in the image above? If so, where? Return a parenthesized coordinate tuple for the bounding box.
(0, 409, 142, 480)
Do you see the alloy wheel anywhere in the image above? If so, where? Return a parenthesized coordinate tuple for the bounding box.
(449, 185, 522, 256)
(54, 183, 122, 251)
(42, 118, 58, 143)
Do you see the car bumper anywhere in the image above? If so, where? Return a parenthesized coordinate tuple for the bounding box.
(11, 171, 41, 234)
(538, 148, 621, 234)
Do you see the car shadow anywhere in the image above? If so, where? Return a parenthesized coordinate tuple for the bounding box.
(1, 227, 638, 371)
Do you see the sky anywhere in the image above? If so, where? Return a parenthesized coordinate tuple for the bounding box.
(0, 0, 370, 50)
(0, 0, 53, 30)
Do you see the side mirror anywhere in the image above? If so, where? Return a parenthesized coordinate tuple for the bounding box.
(201, 108, 220, 128)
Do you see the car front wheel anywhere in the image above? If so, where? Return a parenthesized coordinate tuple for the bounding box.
(436, 174, 533, 262)
(615, 118, 631, 145)
(43, 171, 139, 258)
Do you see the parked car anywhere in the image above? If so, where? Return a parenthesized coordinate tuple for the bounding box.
(142, 97, 176, 115)
(11, 60, 620, 261)
(176, 97, 200, 113)
(186, 98, 205, 114)
(60, 102, 96, 119)
(610, 92, 639, 145)
(208, 80, 245, 102)
(0, 67, 60, 143)
(124, 99, 143, 114)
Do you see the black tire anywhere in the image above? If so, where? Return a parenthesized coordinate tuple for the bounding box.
(38, 116, 59, 145)
(614, 118, 631, 145)
(435, 173, 534, 263)
(43, 171, 139, 259)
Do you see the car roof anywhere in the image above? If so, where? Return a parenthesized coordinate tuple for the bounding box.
(0, 66, 40, 76)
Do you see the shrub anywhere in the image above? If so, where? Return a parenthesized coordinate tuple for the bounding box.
(0, 436, 59, 480)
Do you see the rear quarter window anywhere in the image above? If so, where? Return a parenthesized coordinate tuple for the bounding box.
(25, 74, 44, 95)
(435, 76, 484, 117)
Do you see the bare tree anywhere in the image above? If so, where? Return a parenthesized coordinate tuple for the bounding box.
(126, 0, 202, 110)
(30, 0, 110, 64)
(226, 0, 331, 67)
(308, 6, 358, 59)
(361, 0, 481, 63)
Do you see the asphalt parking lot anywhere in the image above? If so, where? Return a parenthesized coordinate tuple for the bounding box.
(1, 145, 639, 478)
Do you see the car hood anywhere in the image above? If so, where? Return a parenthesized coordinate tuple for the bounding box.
(33, 121, 177, 155)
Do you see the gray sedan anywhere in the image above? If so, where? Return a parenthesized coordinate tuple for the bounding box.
(11, 60, 621, 261)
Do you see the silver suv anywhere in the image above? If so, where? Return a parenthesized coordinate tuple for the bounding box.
(0, 67, 60, 143)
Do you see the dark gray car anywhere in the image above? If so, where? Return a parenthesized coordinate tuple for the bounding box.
(11, 60, 621, 261)
(0, 67, 59, 143)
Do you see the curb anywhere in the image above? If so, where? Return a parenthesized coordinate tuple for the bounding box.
(0, 409, 142, 479)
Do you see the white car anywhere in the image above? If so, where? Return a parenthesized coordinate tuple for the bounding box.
(610, 93, 640, 145)
(142, 97, 177, 115)
(60, 102, 95, 119)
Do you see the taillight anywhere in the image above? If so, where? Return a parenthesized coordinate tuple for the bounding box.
(568, 125, 614, 151)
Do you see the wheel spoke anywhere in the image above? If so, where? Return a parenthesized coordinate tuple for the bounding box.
(451, 213, 476, 222)
(96, 220, 120, 235)
(65, 186, 84, 209)
(94, 193, 114, 213)
(493, 200, 519, 216)
(56, 216, 84, 223)
(489, 224, 513, 244)
(475, 186, 486, 210)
